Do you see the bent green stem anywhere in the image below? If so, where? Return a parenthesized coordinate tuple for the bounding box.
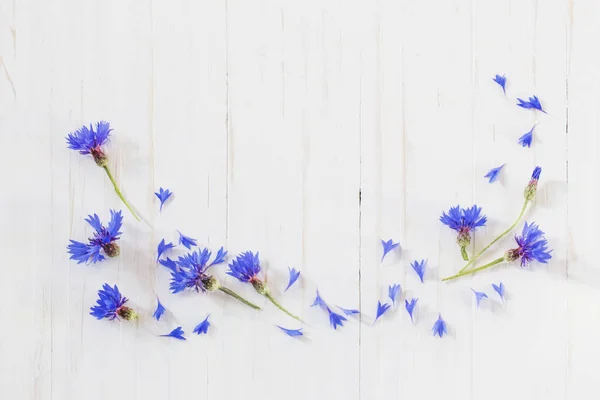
(102, 165, 140, 221)
(458, 200, 528, 273)
(265, 293, 301, 321)
(218, 286, 261, 310)
(443, 257, 505, 282)
(460, 246, 469, 261)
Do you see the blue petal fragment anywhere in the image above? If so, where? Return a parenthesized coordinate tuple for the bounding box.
(276, 325, 304, 337)
(153, 297, 166, 321)
(160, 326, 186, 340)
(284, 267, 301, 292)
(381, 239, 400, 262)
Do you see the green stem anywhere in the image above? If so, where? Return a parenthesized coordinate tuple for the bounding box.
(265, 292, 301, 321)
(458, 200, 528, 273)
(102, 165, 140, 221)
(443, 257, 505, 282)
(218, 286, 261, 310)
(460, 246, 469, 261)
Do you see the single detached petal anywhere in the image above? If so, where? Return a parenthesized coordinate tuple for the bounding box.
(328, 308, 347, 330)
(159, 257, 178, 272)
(277, 325, 304, 337)
(517, 95, 546, 113)
(388, 283, 401, 306)
(492, 282, 505, 301)
(177, 231, 197, 250)
(484, 164, 505, 183)
(160, 326, 186, 340)
(471, 289, 488, 308)
(381, 239, 400, 262)
(432, 314, 448, 338)
(311, 289, 328, 309)
(193, 315, 211, 335)
(336, 306, 360, 316)
(374, 301, 392, 325)
(518, 125, 535, 148)
(411, 260, 427, 283)
(153, 297, 166, 321)
(284, 267, 301, 292)
(493, 74, 507, 94)
(157, 239, 175, 262)
(154, 187, 173, 212)
(405, 298, 418, 323)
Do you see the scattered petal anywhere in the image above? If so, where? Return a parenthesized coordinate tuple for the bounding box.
(471, 289, 488, 308)
(177, 231, 197, 250)
(337, 306, 360, 316)
(277, 325, 304, 337)
(493, 74, 507, 94)
(153, 297, 166, 321)
(311, 289, 328, 309)
(405, 298, 418, 323)
(381, 239, 400, 262)
(518, 125, 536, 148)
(159, 257, 178, 272)
(388, 283, 401, 306)
(154, 187, 173, 212)
(492, 282, 505, 301)
(328, 308, 347, 330)
(432, 314, 447, 338)
(517, 95, 546, 113)
(374, 301, 392, 325)
(484, 164, 505, 183)
(193, 315, 211, 335)
(157, 239, 175, 262)
(284, 267, 301, 292)
(411, 259, 427, 283)
(160, 327, 186, 340)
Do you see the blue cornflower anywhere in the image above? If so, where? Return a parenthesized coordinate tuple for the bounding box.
(493, 74, 507, 94)
(66, 122, 140, 221)
(67, 209, 123, 264)
(284, 267, 301, 292)
(524, 166, 542, 201)
(506, 222, 552, 267)
(311, 290, 347, 329)
(168, 248, 260, 311)
(157, 239, 175, 262)
(518, 125, 536, 148)
(388, 283, 401, 306)
(153, 297, 166, 321)
(492, 282, 505, 301)
(159, 257, 178, 272)
(336, 306, 360, 316)
(411, 259, 427, 283)
(405, 298, 418, 323)
(374, 301, 391, 325)
(440, 205, 487, 260)
(471, 289, 488, 308)
(193, 315, 211, 335)
(517, 95, 546, 113)
(161, 327, 186, 340)
(432, 314, 448, 338)
(484, 164, 505, 183)
(90, 283, 136, 321)
(66, 121, 112, 163)
(277, 325, 304, 337)
(381, 239, 400, 262)
(154, 187, 173, 212)
(169, 247, 227, 294)
(177, 231, 197, 249)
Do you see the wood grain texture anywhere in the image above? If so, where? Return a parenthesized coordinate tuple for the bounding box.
(0, 0, 598, 399)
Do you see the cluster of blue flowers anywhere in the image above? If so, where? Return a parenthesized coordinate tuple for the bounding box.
(66, 74, 553, 342)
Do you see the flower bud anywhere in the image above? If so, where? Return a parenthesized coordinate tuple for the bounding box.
(524, 166, 542, 201)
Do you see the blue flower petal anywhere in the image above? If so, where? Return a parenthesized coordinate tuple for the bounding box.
(311, 290, 327, 308)
(518, 125, 536, 148)
(381, 239, 400, 262)
(388, 283, 401, 306)
(159, 257, 178, 272)
(336, 306, 360, 316)
(492, 282, 505, 301)
(153, 297, 166, 321)
(471, 289, 488, 308)
(209, 247, 228, 266)
(432, 314, 447, 338)
(157, 239, 175, 262)
(517, 95, 546, 113)
(484, 164, 505, 183)
(411, 260, 427, 283)
(328, 308, 347, 330)
(193, 315, 211, 335)
(160, 326, 186, 340)
(284, 267, 301, 292)
(493, 74, 507, 94)
(374, 301, 391, 325)
(404, 298, 418, 323)
(154, 187, 173, 212)
(276, 325, 304, 337)
(177, 231, 197, 250)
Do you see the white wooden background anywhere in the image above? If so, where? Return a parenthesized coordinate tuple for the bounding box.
(1, 0, 599, 399)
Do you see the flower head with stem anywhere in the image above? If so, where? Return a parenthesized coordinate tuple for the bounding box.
(66, 121, 140, 221)
(440, 205, 487, 260)
(228, 251, 300, 321)
(169, 247, 261, 311)
(90, 283, 137, 321)
(68, 209, 123, 264)
(456, 166, 542, 275)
